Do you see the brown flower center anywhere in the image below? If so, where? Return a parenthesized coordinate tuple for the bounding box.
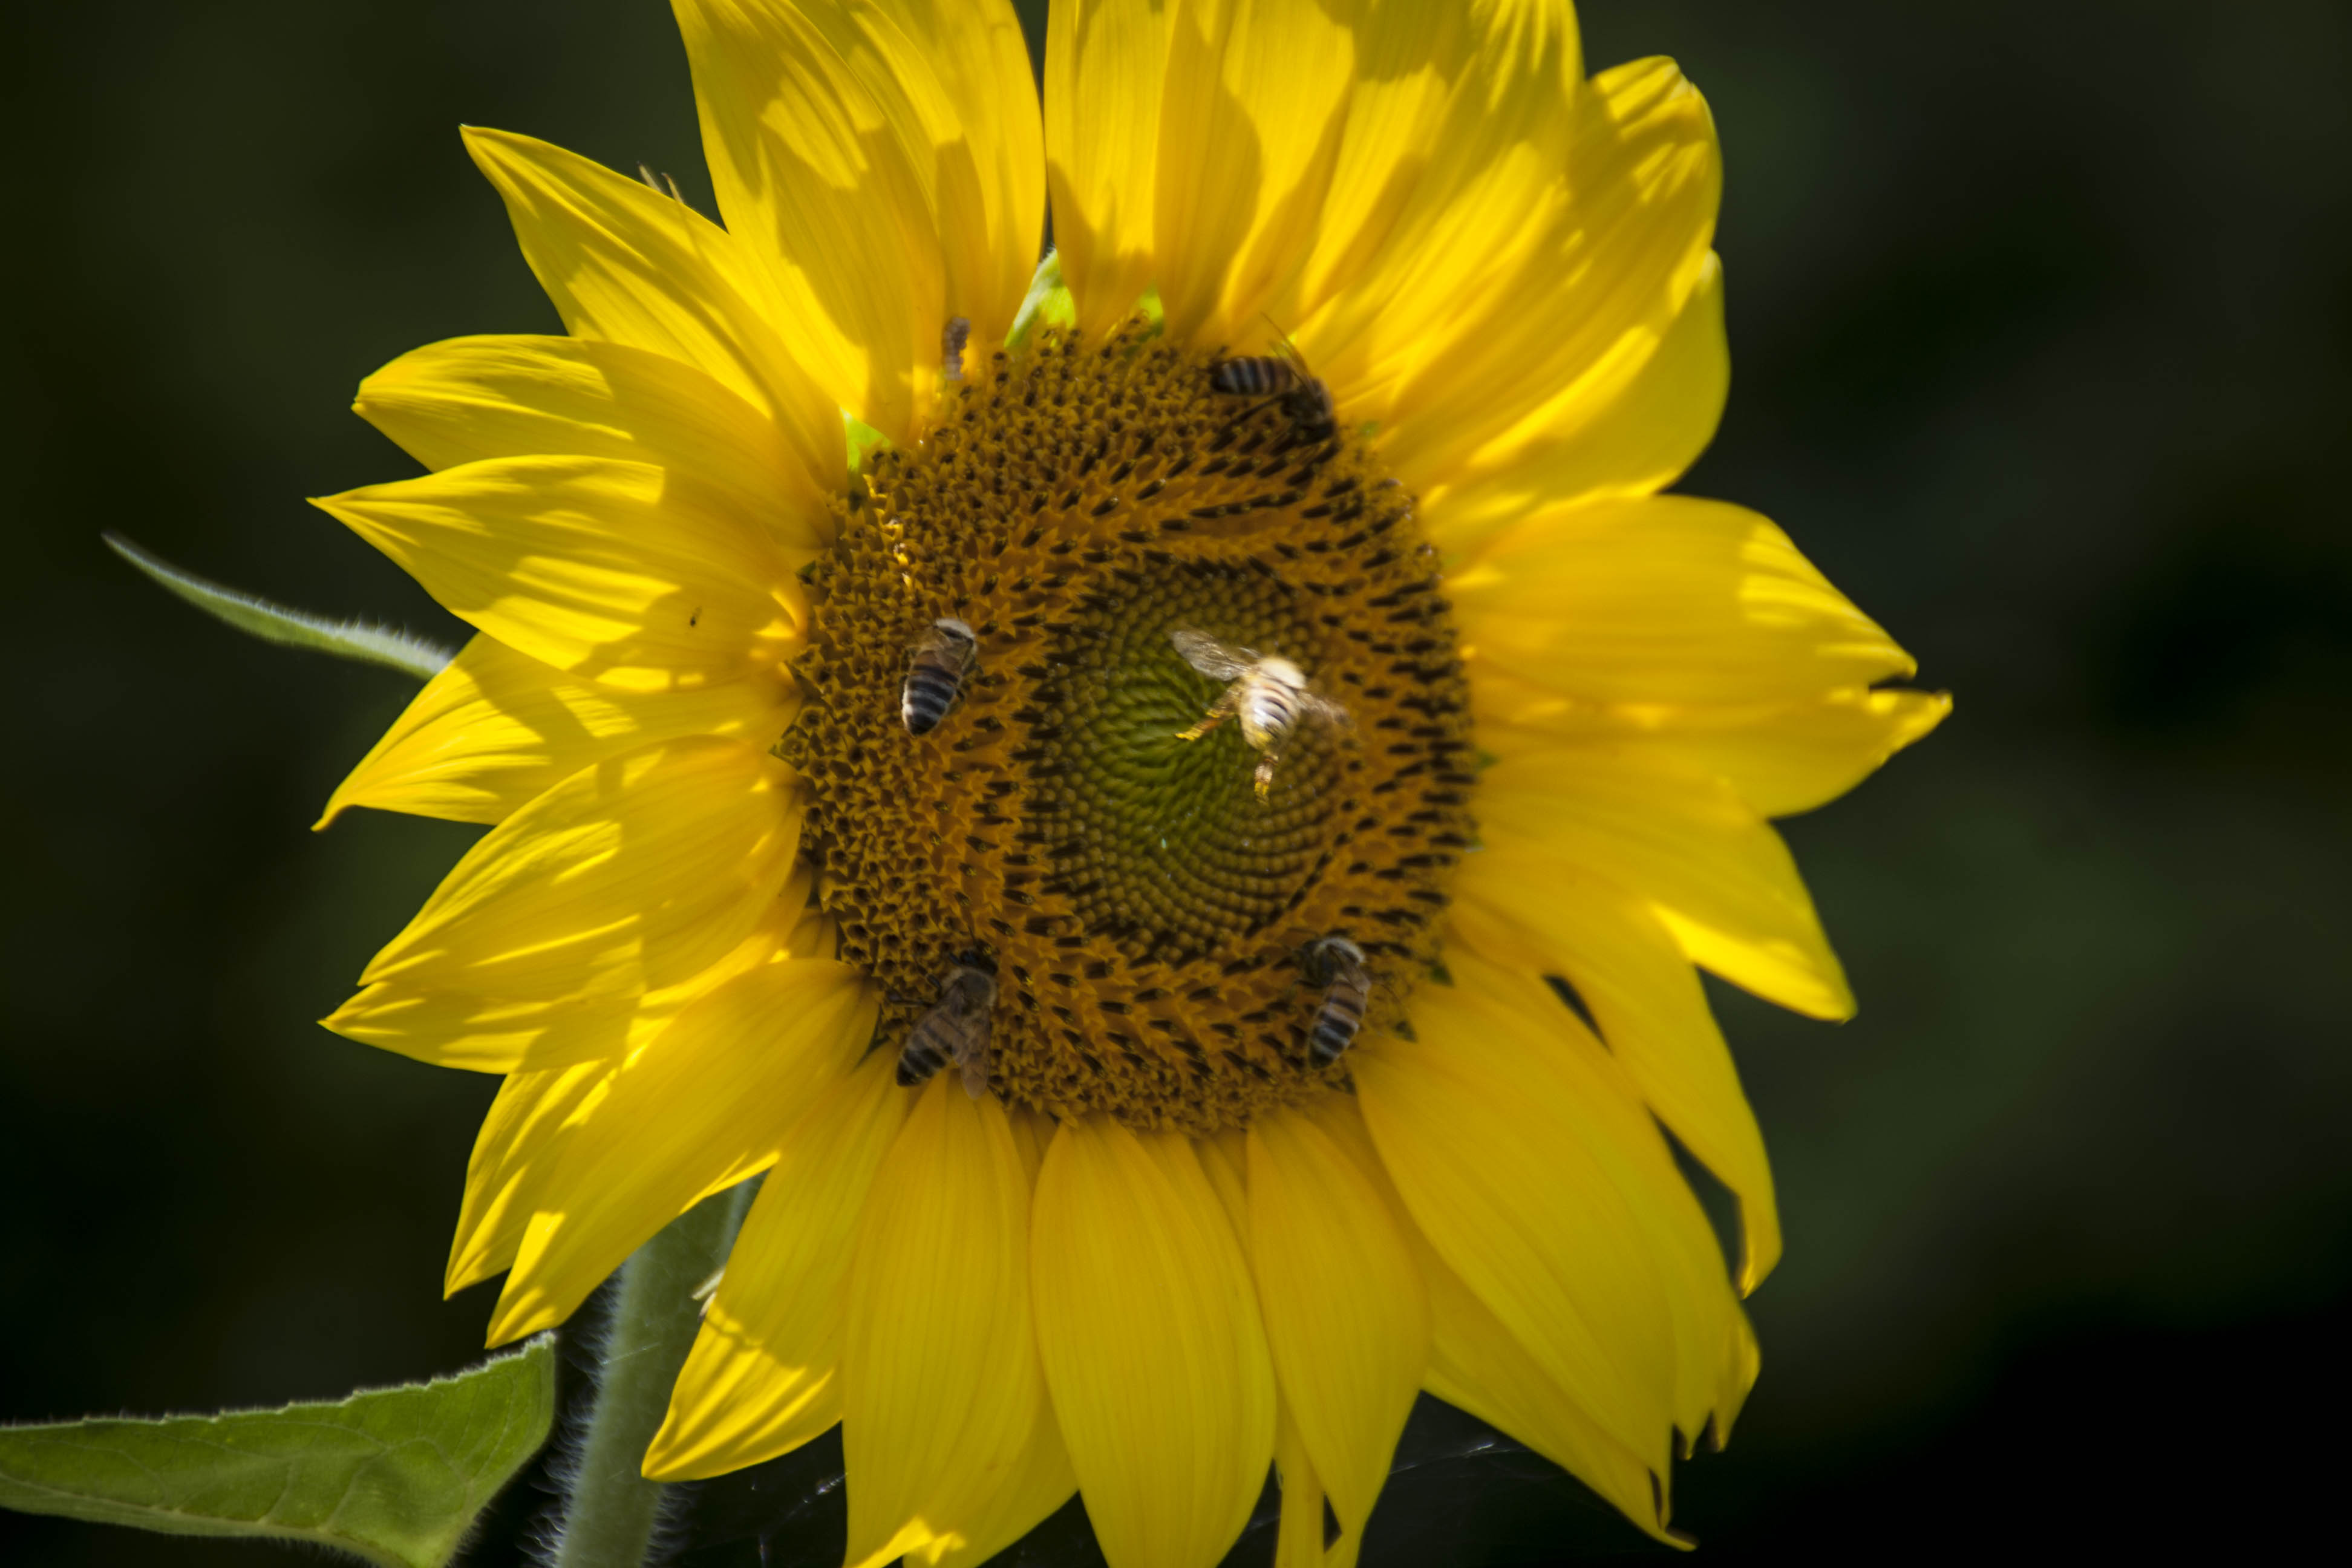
(783, 326, 1474, 1133)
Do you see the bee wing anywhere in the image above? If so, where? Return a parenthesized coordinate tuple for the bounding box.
(1301, 690, 1353, 729)
(1171, 628, 1255, 681)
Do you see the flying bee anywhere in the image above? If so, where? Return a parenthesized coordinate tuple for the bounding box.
(941, 315, 972, 382)
(901, 617, 978, 735)
(1170, 628, 1350, 799)
(1209, 327, 1336, 445)
(896, 963, 998, 1097)
(1301, 935, 1371, 1067)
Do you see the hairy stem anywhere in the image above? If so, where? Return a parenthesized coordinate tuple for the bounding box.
(552, 1184, 753, 1568)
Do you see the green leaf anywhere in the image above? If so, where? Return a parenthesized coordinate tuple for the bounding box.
(104, 532, 454, 681)
(0, 1338, 556, 1568)
(1005, 247, 1075, 352)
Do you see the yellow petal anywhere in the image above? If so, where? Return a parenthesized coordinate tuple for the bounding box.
(318, 632, 795, 831)
(1473, 668, 1952, 822)
(1423, 252, 1728, 554)
(927, 1411, 1078, 1568)
(1032, 1117, 1275, 1568)
(1444, 871, 1778, 1290)
(1247, 1111, 1426, 1553)
(1271, 1402, 1330, 1568)
(325, 889, 805, 1074)
(843, 1080, 1048, 1567)
(461, 126, 840, 485)
(360, 737, 800, 1001)
(355, 332, 831, 524)
(489, 956, 876, 1342)
(1450, 494, 1913, 705)
(1045, 0, 1172, 335)
(866, 0, 1048, 350)
(446, 1059, 612, 1295)
(648, 1055, 909, 1480)
(1301, 1094, 1680, 1544)
(1380, 56, 1721, 489)
(315, 456, 808, 692)
(1430, 954, 1757, 1442)
(1151, 0, 1356, 345)
(1282, 2, 1579, 418)
(1416, 1233, 1679, 1544)
(1477, 742, 1854, 1019)
(671, 0, 944, 440)
(1356, 998, 1677, 1467)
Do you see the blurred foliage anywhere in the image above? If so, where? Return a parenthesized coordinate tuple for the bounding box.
(3, 0, 2348, 1561)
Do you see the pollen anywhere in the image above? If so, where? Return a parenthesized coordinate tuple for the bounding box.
(783, 327, 1475, 1134)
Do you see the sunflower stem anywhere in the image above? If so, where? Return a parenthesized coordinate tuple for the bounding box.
(550, 1183, 755, 1568)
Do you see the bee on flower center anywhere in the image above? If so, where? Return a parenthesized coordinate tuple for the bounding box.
(941, 315, 971, 383)
(896, 962, 998, 1096)
(1301, 935, 1371, 1067)
(1171, 628, 1351, 799)
(900, 617, 978, 736)
(1209, 330, 1335, 446)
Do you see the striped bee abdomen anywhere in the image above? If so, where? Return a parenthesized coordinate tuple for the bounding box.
(901, 617, 978, 735)
(1303, 936, 1370, 1067)
(1209, 355, 1301, 397)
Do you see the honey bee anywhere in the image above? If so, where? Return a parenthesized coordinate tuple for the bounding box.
(1171, 629, 1350, 799)
(896, 963, 998, 1096)
(900, 617, 978, 735)
(941, 314, 972, 383)
(1209, 329, 1335, 444)
(1301, 935, 1371, 1067)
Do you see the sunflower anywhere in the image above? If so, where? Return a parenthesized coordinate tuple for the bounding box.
(312, 2, 1943, 1563)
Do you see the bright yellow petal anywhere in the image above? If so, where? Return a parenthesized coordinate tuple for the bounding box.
(1302, 1091, 1681, 1544)
(843, 1079, 1048, 1567)
(315, 456, 808, 692)
(1473, 666, 1952, 821)
(1271, 1402, 1330, 1568)
(1151, 0, 1355, 345)
(1284, 2, 1580, 417)
(445, 1058, 612, 1295)
(1031, 1117, 1275, 1568)
(1445, 869, 1779, 1290)
(1477, 742, 1854, 1019)
(869, 0, 1048, 349)
(1044, 0, 1171, 335)
(1355, 998, 1677, 1468)
(927, 1411, 1078, 1568)
(1450, 494, 1913, 705)
(1379, 56, 1721, 489)
(488, 956, 875, 1342)
(1247, 1111, 1426, 1555)
(360, 737, 800, 1000)
(1422, 252, 1727, 555)
(1428, 954, 1757, 1443)
(671, 0, 944, 440)
(648, 1054, 908, 1480)
(1416, 1232, 1678, 1544)
(355, 332, 830, 524)
(461, 125, 840, 484)
(325, 887, 805, 1074)
(318, 633, 795, 831)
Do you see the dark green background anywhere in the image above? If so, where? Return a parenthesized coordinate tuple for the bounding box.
(5, 1, 2348, 1561)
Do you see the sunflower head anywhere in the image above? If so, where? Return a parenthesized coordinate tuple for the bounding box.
(312, 2, 1947, 1564)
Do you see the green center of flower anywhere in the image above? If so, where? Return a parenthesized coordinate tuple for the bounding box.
(784, 326, 1475, 1134)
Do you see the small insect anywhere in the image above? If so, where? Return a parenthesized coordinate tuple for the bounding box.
(1171, 629, 1350, 799)
(1302, 935, 1371, 1067)
(896, 964, 998, 1097)
(901, 617, 978, 735)
(1209, 328, 1336, 445)
(942, 315, 972, 382)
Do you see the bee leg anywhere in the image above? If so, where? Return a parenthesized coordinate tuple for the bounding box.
(1253, 748, 1281, 800)
(1177, 689, 1237, 742)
